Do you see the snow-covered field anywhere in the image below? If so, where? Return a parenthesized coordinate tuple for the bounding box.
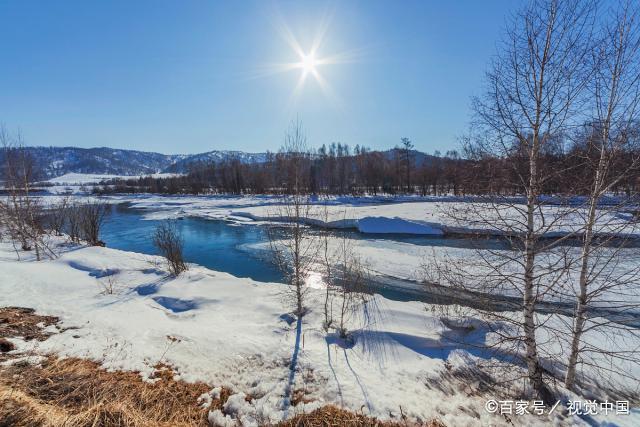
(0, 239, 493, 426)
(43, 172, 180, 194)
(2, 237, 639, 426)
(37, 174, 640, 238)
(31, 190, 640, 306)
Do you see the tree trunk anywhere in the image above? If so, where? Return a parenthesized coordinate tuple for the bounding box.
(523, 138, 553, 404)
(565, 146, 606, 390)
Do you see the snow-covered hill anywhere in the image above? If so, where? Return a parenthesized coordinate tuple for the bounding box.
(1, 146, 440, 180)
(0, 146, 268, 179)
(162, 150, 268, 173)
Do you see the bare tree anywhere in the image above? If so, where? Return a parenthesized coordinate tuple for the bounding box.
(153, 220, 188, 276)
(400, 137, 414, 194)
(0, 128, 54, 260)
(267, 119, 319, 317)
(564, 0, 640, 391)
(320, 204, 335, 331)
(438, 0, 595, 403)
(66, 201, 82, 243)
(318, 208, 372, 340)
(332, 234, 371, 340)
(79, 201, 108, 246)
(48, 196, 69, 237)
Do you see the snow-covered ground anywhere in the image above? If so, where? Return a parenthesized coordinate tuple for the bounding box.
(30, 192, 640, 305)
(27, 192, 640, 308)
(2, 237, 639, 426)
(5, 191, 639, 425)
(43, 172, 180, 194)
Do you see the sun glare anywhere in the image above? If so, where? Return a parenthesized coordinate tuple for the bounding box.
(300, 53, 317, 74)
(251, 9, 363, 108)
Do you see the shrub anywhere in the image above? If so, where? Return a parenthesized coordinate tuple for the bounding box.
(153, 220, 187, 276)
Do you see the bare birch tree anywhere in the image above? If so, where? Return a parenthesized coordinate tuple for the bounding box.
(320, 204, 335, 330)
(564, 0, 640, 391)
(267, 119, 319, 317)
(319, 209, 372, 340)
(437, 0, 595, 403)
(331, 233, 371, 340)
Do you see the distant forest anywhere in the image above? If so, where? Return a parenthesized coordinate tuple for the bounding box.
(96, 130, 640, 197)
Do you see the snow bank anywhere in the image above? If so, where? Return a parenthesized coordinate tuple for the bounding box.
(47, 172, 179, 185)
(0, 238, 579, 426)
(357, 216, 444, 235)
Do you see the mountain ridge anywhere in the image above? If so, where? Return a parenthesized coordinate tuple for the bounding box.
(0, 146, 268, 179)
(0, 145, 439, 179)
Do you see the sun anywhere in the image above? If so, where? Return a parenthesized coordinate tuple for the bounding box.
(299, 53, 317, 74)
(254, 10, 363, 106)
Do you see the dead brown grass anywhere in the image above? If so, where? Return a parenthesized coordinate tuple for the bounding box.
(0, 356, 214, 426)
(277, 405, 446, 427)
(0, 306, 446, 427)
(0, 359, 447, 427)
(0, 307, 58, 342)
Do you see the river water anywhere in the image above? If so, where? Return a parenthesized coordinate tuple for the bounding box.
(99, 204, 640, 326)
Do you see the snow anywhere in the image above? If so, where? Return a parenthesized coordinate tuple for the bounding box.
(43, 173, 180, 194)
(47, 173, 140, 184)
(0, 244, 540, 425)
(3, 194, 640, 425)
(2, 236, 639, 426)
(357, 216, 444, 235)
(91, 194, 640, 238)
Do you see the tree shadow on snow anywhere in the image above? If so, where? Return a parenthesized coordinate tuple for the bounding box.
(282, 316, 303, 418)
(325, 317, 515, 366)
(325, 342, 344, 407)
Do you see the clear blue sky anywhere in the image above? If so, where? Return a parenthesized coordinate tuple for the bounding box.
(0, 0, 516, 154)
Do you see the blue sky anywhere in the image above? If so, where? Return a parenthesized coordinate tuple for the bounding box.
(0, 0, 516, 154)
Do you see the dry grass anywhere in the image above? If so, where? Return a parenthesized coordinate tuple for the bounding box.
(0, 306, 58, 342)
(0, 358, 447, 427)
(0, 306, 214, 426)
(0, 306, 446, 426)
(277, 405, 446, 427)
(0, 356, 213, 426)
(0, 306, 59, 363)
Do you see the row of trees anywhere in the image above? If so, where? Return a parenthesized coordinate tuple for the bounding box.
(1, 132, 110, 259)
(94, 145, 468, 196)
(432, 0, 640, 405)
(94, 133, 640, 197)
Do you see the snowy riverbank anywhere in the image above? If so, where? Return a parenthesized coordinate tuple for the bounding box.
(38, 173, 640, 238)
(2, 238, 639, 426)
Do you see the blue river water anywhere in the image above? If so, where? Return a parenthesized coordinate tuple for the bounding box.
(101, 204, 284, 282)
(100, 204, 512, 304)
(99, 204, 640, 325)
